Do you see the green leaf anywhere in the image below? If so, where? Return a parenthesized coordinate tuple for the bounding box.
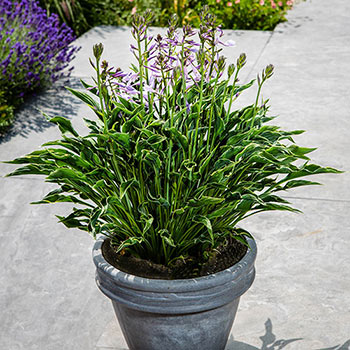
(6, 164, 52, 177)
(46, 116, 79, 136)
(66, 87, 100, 110)
(168, 127, 188, 150)
(141, 214, 153, 235)
(48, 168, 86, 181)
(116, 237, 145, 253)
(282, 179, 322, 190)
(109, 132, 131, 151)
(188, 196, 224, 207)
(31, 193, 93, 207)
(159, 229, 176, 247)
(120, 179, 140, 199)
(194, 215, 214, 244)
(254, 203, 301, 213)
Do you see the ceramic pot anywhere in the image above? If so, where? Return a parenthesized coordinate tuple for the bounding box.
(93, 235, 257, 350)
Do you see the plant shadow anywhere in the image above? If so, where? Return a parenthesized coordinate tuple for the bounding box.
(0, 77, 83, 144)
(226, 319, 349, 350)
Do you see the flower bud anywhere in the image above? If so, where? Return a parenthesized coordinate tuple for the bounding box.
(101, 60, 108, 69)
(144, 9, 154, 25)
(237, 53, 246, 69)
(169, 14, 178, 28)
(228, 63, 235, 77)
(264, 64, 274, 79)
(218, 55, 226, 71)
(93, 43, 104, 61)
(173, 66, 182, 81)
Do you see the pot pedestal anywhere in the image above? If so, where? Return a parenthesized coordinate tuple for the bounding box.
(93, 236, 257, 350)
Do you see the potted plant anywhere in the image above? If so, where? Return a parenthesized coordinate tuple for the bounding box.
(5, 8, 340, 350)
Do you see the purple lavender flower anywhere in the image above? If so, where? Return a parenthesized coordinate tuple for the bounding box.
(0, 0, 80, 105)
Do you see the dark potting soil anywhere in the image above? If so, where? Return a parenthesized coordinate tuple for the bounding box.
(102, 237, 248, 280)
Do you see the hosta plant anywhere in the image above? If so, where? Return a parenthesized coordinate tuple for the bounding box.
(5, 9, 340, 272)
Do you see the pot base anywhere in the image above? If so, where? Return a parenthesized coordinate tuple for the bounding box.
(113, 298, 240, 350)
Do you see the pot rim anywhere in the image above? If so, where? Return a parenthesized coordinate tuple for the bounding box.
(93, 235, 256, 293)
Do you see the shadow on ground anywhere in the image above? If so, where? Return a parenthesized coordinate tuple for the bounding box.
(226, 319, 350, 350)
(0, 77, 83, 144)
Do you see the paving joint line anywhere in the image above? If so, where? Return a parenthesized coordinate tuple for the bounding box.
(243, 30, 274, 83)
(282, 195, 350, 203)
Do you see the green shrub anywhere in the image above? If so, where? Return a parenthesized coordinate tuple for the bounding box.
(191, 0, 295, 30)
(0, 92, 14, 132)
(39, 0, 297, 36)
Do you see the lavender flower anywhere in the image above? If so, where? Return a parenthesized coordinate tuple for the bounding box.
(0, 0, 80, 106)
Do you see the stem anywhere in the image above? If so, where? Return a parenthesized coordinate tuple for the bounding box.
(96, 57, 108, 133)
(137, 37, 144, 107)
(226, 68, 240, 122)
(206, 73, 219, 153)
(191, 41, 205, 161)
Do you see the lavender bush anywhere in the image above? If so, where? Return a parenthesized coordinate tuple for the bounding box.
(0, 0, 79, 129)
(6, 9, 340, 270)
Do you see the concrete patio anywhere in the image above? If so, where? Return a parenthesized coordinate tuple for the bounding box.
(0, 0, 349, 349)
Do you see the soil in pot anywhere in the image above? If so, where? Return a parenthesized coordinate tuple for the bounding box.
(102, 237, 247, 280)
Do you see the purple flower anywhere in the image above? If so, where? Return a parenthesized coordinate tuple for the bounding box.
(0, 0, 80, 101)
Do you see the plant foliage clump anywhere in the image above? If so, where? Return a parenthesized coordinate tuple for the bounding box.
(6, 9, 340, 267)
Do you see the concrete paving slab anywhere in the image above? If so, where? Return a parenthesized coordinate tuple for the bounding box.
(1, 0, 349, 349)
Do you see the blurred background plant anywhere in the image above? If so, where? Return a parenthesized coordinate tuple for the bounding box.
(39, 0, 298, 37)
(0, 91, 14, 130)
(0, 0, 79, 133)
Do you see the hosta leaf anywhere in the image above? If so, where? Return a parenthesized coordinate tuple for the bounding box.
(207, 206, 234, 219)
(194, 215, 214, 244)
(121, 113, 143, 132)
(6, 164, 52, 177)
(147, 134, 166, 145)
(233, 79, 255, 95)
(282, 179, 322, 190)
(80, 79, 98, 95)
(141, 214, 153, 235)
(284, 164, 342, 181)
(120, 179, 140, 199)
(93, 179, 106, 190)
(116, 237, 145, 253)
(48, 168, 86, 181)
(214, 115, 225, 136)
(56, 208, 91, 230)
(159, 229, 176, 247)
(142, 150, 161, 171)
(47, 116, 79, 137)
(168, 127, 188, 150)
(66, 87, 100, 110)
(88, 207, 103, 238)
(147, 193, 170, 207)
(181, 159, 196, 172)
(260, 194, 290, 204)
(188, 196, 224, 207)
(109, 132, 131, 151)
(288, 145, 317, 159)
(199, 149, 215, 175)
(31, 193, 93, 207)
(254, 203, 302, 213)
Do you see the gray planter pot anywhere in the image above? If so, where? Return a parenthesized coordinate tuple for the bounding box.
(93, 236, 257, 350)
